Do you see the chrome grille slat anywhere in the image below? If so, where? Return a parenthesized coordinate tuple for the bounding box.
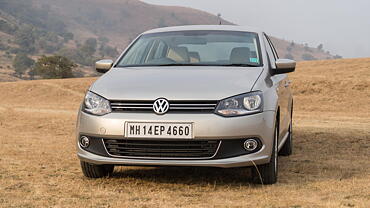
(111, 106, 152, 109)
(104, 139, 220, 159)
(170, 104, 216, 106)
(170, 107, 215, 110)
(111, 103, 152, 106)
(110, 100, 218, 113)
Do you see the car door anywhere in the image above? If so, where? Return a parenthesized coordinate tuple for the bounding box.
(263, 34, 290, 143)
(268, 36, 292, 138)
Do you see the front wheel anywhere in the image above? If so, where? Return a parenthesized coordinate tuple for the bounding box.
(252, 123, 278, 185)
(80, 161, 114, 178)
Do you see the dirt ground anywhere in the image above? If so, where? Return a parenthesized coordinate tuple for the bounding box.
(0, 58, 369, 207)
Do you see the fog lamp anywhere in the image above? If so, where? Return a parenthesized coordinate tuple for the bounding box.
(80, 136, 90, 148)
(244, 139, 259, 151)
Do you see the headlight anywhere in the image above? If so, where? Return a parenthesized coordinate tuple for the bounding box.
(215, 92, 263, 117)
(83, 91, 111, 116)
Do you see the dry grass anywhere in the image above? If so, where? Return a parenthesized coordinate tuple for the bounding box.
(0, 58, 369, 207)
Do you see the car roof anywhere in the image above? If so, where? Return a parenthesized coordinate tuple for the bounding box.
(142, 25, 263, 35)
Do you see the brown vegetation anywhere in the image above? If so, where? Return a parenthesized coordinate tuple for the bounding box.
(0, 58, 369, 207)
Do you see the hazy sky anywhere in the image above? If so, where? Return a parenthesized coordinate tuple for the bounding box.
(142, 0, 370, 58)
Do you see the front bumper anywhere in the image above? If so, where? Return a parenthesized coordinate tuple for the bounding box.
(76, 111, 275, 168)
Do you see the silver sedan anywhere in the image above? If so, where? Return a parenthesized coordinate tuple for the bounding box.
(76, 25, 295, 184)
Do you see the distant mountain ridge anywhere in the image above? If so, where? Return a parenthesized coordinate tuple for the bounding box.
(0, 0, 337, 81)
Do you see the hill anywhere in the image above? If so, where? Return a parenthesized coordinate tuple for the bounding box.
(0, 58, 369, 207)
(0, 0, 338, 81)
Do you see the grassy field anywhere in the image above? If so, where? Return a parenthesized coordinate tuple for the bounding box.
(0, 58, 369, 207)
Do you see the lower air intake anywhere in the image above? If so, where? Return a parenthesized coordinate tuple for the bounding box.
(103, 139, 220, 159)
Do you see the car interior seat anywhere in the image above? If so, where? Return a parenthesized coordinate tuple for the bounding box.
(189, 51, 201, 63)
(230, 47, 251, 64)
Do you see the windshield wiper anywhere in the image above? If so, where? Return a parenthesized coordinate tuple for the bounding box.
(220, 63, 260, 67)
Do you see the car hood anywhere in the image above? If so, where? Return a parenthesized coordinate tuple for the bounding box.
(90, 66, 263, 100)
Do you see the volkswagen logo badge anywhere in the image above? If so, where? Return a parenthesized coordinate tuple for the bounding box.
(153, 98, 170, 115)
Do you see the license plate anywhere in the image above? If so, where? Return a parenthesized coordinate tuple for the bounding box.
(125, 122, 193, 139)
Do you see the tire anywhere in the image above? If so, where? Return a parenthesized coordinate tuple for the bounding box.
(252, 123, 278, 185)
(80, 161, 114, 178)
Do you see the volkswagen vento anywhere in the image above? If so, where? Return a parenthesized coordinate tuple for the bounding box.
(77, 25, 295, 184)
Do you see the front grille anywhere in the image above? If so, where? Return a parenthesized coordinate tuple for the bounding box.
(103, 139, 220, 159)
(110, 100, 218, 113)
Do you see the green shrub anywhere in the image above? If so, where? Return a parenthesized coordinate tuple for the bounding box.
(34, 55, 76, 79)
(12, 54, 35, 78)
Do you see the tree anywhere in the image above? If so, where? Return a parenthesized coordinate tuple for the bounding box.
(34, 55, 76, 79)
(284, 53, 294, 60)
(99, 45, 118, 58)
(217, 13, 222, 25)
(14, 25, 36, 53)
(0, 19, 16, 34)
(12, 54, 35, 78)
(28, 68, 36, 80)
(317, 44, 323, 51)
(158, 18, 167, 28)
(58, 47, 94, 66)
(60, 37, 99, 66)
(61, 32, 74, 42)
(80, 38, 97, 56)
(98, 36, 109, 45)
(304, 43, 309, 52)
(302, 53, 317, 61)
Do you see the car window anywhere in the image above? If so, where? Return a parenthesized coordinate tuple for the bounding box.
(122, 38, 154, 65)
(263, 34, 276, 68)
(117, 30, 263, 67)
(265, 34, 279, 59)
(153, 40, 167, 59)
(181, 41, 260, 63)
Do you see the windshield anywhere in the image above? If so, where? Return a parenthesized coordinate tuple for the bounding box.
(117, 30, 262, 67)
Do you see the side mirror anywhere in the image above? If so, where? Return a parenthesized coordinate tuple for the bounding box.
(274, 59, 296, 74)
(95, 59, 113, 73)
